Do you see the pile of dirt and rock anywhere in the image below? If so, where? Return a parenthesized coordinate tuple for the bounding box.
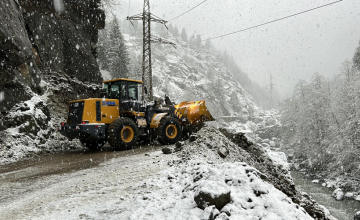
(0, 71, 99, 165)
(112, 125, 333, 219)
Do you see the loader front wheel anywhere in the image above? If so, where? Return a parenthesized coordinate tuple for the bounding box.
(108, 117, 139, 150)
(156, 116, 181, 145)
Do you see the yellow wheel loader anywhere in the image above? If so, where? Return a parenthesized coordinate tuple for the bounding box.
(59, 78, 214, 150)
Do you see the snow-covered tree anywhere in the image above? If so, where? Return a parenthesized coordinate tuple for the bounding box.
(205, 38, 211, 50)
(353, 40, 360, 71)
(195, 34, 202, 49)
(172, 25, 179, 38)
(189, 34, 196, 48)
(107, 17, 129, 79)
(180, 28, 187, 43)
(97, 23, 110, 70)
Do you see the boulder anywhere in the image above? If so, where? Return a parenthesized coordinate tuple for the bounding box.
(162, 147, 173, 154)
(355, 195, 360, 202)
(175, 141, 183, 152)
(332, 188, 344, 201)
(189, 134, 197, 142)
(344, 192, 354, 199)
(194, 180, 231, 210)
(354, 211, 360, 220)
(217, 147, 229, 158)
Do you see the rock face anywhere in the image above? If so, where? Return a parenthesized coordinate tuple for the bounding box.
(0, 0, 35, 71)
(0, 0, 105, 164)
(18, 0, 105, 84)
(0, 0, 41, 112)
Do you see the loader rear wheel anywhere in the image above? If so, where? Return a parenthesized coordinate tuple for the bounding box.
(156, 116, 181, 145)
(108, 117, 139, 150)
(80, 138, 106, 151)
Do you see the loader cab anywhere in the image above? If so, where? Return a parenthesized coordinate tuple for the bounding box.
(102, 78, 143, 112)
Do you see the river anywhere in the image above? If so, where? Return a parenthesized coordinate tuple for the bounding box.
(291, 171, 359, 220)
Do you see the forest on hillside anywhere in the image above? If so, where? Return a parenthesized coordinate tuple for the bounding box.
(280, 41, 360, 182)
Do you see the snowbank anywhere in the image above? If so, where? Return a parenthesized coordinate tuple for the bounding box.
(106, 160, 313, 220)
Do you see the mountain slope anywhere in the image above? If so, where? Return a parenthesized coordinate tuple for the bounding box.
(122, 33, 259, 121)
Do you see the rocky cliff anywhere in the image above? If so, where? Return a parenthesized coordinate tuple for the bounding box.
(0, 0, 104, 163)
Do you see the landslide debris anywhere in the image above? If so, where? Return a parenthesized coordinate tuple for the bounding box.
(172, 126, 331, 220)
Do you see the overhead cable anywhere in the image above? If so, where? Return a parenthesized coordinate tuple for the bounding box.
(203, 0, 343, 41)
(168, 0, 209, 22)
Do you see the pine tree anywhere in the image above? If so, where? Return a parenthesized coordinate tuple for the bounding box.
(172, 25, 179, 38)
(353, 40, 360, 71)
(195, 34, 202, 48)
(180, 28, 187, 42)
(189, 34, 196, 48)
(155, 23, 167, 38)
(97, 26, 110, 70)
(108, 17, 130, 79)
(205, 38, 211, 50)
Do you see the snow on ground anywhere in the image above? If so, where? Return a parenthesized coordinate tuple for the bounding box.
(0, 74, 98, 165)
(0, 125, 315, 220)
(91, 159, 312, 220)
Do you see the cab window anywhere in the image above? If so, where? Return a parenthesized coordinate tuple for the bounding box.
(109, 84, 119, 99)
(120, 81, 127, 99)
(128, 82, 138, 100)
(103, 83, 109, 97)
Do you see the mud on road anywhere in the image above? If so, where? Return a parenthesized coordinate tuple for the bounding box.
(0, 144, 176, 220)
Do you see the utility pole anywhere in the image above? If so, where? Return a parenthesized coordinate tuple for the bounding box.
(269, 72, 275, 108)
(127, 0, 175, 101)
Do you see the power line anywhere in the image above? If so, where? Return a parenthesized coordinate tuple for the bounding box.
(203, 0, 343, 41)
(127, 0, 175, 101)
(168, 0, 209, 22)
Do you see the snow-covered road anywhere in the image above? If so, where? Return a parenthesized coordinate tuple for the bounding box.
(0, 145, 174, 220)
(0, 126, 328, 220)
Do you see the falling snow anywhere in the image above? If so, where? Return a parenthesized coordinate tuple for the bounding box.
(0, 91, 4, 102)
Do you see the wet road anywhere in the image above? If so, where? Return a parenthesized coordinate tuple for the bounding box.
(0, 144, 162, 182)
(0, 144, 174, 220)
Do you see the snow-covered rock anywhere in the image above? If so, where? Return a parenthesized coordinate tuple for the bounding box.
(312, 180, 320, 184)
(332, 188, 344, 201)
(354, 211, 360, 220)
(194, 179, 231, 210)
(344, 192, 354, 199)
(269, 140, 276, 147)
(355, 195, 360, 201)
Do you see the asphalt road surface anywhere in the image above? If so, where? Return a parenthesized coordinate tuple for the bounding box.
(0, 144, 174, 220)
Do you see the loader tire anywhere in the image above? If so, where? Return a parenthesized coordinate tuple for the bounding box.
(108, 117, 139, 150)
(80, 138, 105, 151)
(156, 116, 181, 145)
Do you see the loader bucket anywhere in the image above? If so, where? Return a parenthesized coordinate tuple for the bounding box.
(175, 100, 215, 124)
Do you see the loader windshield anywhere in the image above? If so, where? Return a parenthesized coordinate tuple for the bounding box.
(103, 80, 140, 101)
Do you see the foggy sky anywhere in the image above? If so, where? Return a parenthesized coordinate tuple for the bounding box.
(114, 0, 360, 99)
